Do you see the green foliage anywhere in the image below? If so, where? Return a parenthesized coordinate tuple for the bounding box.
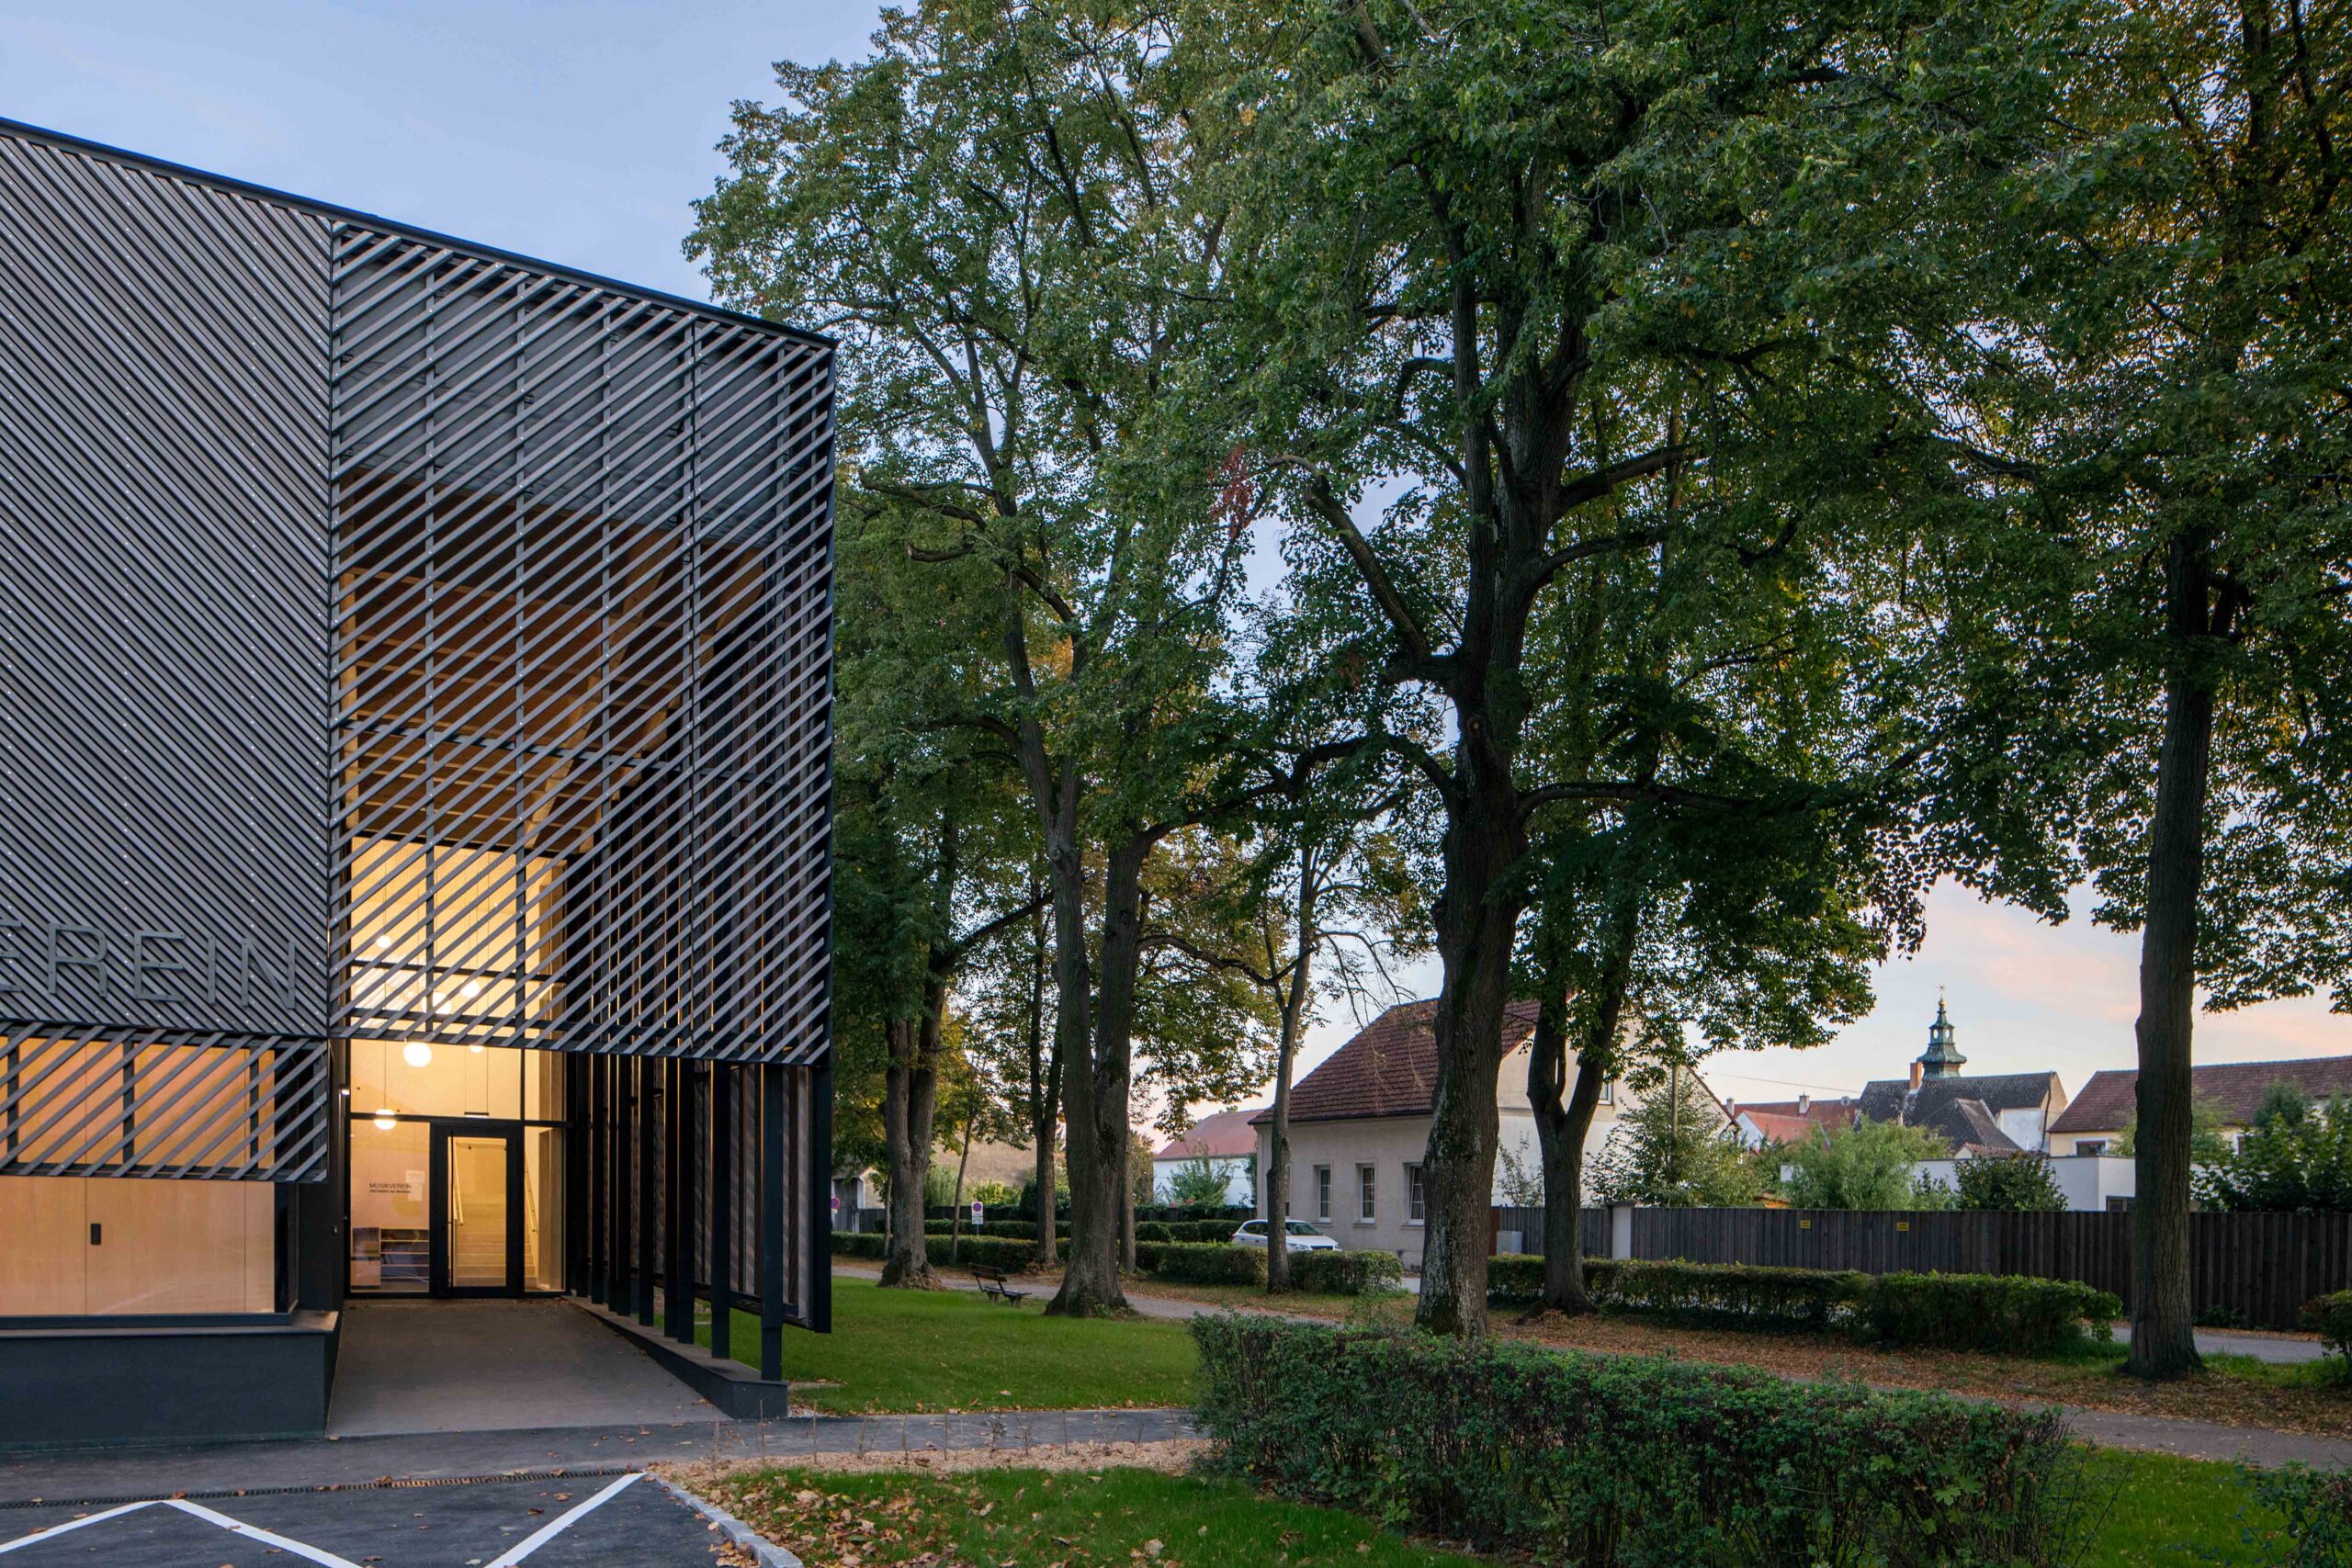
(2250, 1465, 2352, 1566)
(830, 1230, 1037, 1273)
(967, 1179, 1021, 1208)
(1485, 1257, 2111, 1353)
(1192, 1318, 2087, 1565)
(1151, 1243, 1267, 1286)
(1168, 1152, 1238, 1210)
(1289, 1249, 1406, 1296)
(1859, 1274, 2120, 1357)
(2302, 1292, 2352, 1364)
(1955, 1154, 2069, 1213)
(1778, 1120, 1956, 1210)
(2110, 1096, 2236, 1165)
(1588, 1071, 1758, 1208)
(2201, 1088, 2352, 1213)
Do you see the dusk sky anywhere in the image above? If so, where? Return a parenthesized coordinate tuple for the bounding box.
(11, 2, 2348, 1119)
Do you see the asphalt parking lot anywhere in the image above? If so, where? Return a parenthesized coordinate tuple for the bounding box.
(0, 1470, 762, 1568)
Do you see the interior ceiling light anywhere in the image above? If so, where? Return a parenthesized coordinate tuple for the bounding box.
(402, 1042, 433, 1068)
(372, 1109, 398, 1132)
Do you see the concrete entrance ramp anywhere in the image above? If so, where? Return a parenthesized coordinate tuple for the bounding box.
(328, 1300, 716, 1437)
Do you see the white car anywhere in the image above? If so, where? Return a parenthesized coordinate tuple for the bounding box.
(1231, 1219, 1340, 1251)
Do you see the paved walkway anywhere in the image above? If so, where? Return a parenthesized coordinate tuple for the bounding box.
(0, 1408, 1199, 1509)
(329, 1298, 718, 1437)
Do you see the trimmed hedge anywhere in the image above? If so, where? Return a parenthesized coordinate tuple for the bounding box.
(1152, 1243, 1267, 1286)
(1193, 1317, 2086, 1566)
(1289, 1248, 1404, 1296)
(829, 1231, 1038, 1272)
(2304, 1291, 2352, 1363)
(1860, 1271, 2119, 1356)
(1483, 1257, 2117, 1354)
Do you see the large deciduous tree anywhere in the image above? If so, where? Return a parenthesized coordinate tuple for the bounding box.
(1972, 0, 2352, 1377)
(694, 0, 1252, 1315)
(1205, 0, 2072, 1332)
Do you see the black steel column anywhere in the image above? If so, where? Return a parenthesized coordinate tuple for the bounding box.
(708, 1063, 733, 1364)
(664, 1057, 692, 1342)
(610, 1054, 630, 1311)
(636, 1055, 658, 1325)
(586, 1054, 606, 1304)
(566, 1055, 589, 1294)
(760, 1061, 785, 1379)
(808, 1058, 831, 1333)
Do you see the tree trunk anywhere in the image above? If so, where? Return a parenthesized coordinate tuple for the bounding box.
(948, 1114, 975, 1266)
(878, 1016, 942, 1289)
(1266, 845, 1320, 1293)
(2129, 531, 2223, 1380)
(1414, 799, 1527, 1336)
(1023, 896, 1060, 1269)
(1050, 834, 1148, 1317)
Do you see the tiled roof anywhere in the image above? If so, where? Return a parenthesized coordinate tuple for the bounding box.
(1739, 1110, 1826, 1145)
(1156, 1109, 1264, 1160)
(2050, 1056, 2352, 1134)
(1734, 1098, 1859, 1135)
(1249, 999, 1544, 1124)
(1856, 1072, 2062, 1154)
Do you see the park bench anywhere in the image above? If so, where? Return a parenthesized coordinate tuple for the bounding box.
(971, 1264, 1029, 1305)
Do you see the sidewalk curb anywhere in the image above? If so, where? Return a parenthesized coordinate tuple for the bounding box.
(651, 1473, 803, 1568)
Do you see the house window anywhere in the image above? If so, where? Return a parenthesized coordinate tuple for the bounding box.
(1314, 1165, 1330, 1222)
(1357, 1164, 1376, 1223)
(1407, 1164, 1425, 1224)
(2075, 1139, 2108, 1156)
(1600, 1079, 1616, 1106)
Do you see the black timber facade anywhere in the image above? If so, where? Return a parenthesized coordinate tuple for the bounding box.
(0, 118, 834, 1446)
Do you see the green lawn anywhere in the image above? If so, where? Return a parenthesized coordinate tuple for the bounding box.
(696, 1277, 1199, 1413)
(699, 1464, 1489, 1567)
(695, 1450, 2297, 1567)
(2080, 1449, 2288, 1566)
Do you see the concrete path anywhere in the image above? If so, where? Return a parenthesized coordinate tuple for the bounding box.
(0, 1408, 1201, 1509)
(2196, 1329, 2325, 1364)
(328, 1298, 717, 1437)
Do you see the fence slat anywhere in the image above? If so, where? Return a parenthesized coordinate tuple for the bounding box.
(1494, 1204, 2351, 1329)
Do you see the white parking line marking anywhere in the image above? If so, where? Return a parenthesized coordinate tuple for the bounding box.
(0, 1499, 157, 1553)
(0, 1497, 362, 1566)
(482, 1471, 646, 1566)
(165, 1499, 367, 1567)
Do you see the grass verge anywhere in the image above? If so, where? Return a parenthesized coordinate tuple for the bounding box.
(686, 1447, 2300, 1567)
(696, 1276, 1199, 1413)
(695, 1463, 1490, 1566)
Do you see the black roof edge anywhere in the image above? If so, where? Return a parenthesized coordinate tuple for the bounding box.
(0, 114, 834, 351)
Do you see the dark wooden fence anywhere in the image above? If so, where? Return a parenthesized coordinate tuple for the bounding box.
(1493, 1205, 1610, 1258)
(1489, 1204, 2352, 1330)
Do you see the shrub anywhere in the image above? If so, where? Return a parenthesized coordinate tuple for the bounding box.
(1151, 1243, 1267, 1286)
(1859, 1272, 2119, 1356)
(1955, 1153, 2069, 1213)
(1593, 1259, 1865, 1331)
(2303, 1292, 2352, 1363)
(2251, 1464, 2352, 1564)
(1486, 1252, 1548, 1303)
(1288, 1249, 1404, 1296)
(1192, 1317, 2086, 1565)
(831, 1230, 884, 1259)
(829, 1230, 1040, 1271)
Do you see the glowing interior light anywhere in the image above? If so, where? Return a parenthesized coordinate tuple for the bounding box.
(375, 935, 393, 950)
(461, 980, 483, 999)
(372, 1109, 398, 1132)
(402, 1042, 433, 1068)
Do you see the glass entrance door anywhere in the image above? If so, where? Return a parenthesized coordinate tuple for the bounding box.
(431, 1126, 520, 1294)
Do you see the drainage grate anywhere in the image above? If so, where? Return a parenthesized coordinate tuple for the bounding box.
(0, 1464, 639, 1513)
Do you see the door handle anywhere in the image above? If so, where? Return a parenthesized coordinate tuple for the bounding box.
(89, 1223, 101, 1245)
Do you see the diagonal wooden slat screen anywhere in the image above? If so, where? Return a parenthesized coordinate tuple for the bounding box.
(0, 125, 835, 1181)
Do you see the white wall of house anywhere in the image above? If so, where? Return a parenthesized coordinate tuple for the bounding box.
(1253, 1041, 1627, 1268)
(1151, 1153, 1256, 1205)
(1910, 1153, 2136, 1211)
(1996, 1106, 2051, 1152)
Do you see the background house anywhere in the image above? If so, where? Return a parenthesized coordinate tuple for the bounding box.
(1853, 999, 2066, 1154)
(1250, 999, 1628, 1268)
(2048, 1055, 2352, 1155)
(1730, 1095, 1859, 1149)
(1153, 1110, 1261, 1205)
